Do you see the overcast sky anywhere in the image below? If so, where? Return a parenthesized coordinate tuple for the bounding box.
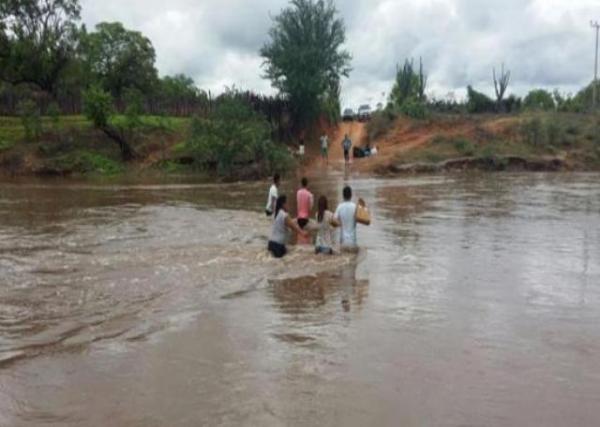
(81, 0, 600, 107)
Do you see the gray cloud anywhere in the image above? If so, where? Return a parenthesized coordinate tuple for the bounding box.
(81, 0, 599, 107)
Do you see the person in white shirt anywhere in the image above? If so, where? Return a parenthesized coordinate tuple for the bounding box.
(298, 139, 305, 157)
(265, 173, 280, 217)
(320, 134, 329, 163)
(334, 186, 368, 250)
(315, 195, 339, 255)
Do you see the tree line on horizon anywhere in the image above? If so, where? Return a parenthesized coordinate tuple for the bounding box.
(1, 0, 597, 133)
(386, 58, 600, 119)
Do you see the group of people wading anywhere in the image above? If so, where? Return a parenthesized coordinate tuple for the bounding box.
(265, 173, 370, 259)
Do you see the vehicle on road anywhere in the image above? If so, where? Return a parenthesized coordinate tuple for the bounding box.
(342, 108, 355, 121)
(357, 104, 372, 122)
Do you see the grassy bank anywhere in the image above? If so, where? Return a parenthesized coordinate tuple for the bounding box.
(367, 112, 600, 173)
(0, 113, 293, 179)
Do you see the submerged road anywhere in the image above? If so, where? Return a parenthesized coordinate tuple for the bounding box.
(0, 170, 599, 426)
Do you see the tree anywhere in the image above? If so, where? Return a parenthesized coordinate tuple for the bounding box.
(260, 0, 351, 129)
(158, 74, 204, 115)
(0, 0, 81, 95)
(466, 86, 496, 113)
(80, 22, 158, 99)
(83, 85, 136, 161)
(523, 89, 555, 111)
(493, 63, 511, 112)
(389, 58, 428, 117)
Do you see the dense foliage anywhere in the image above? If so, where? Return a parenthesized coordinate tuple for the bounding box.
(0, 0, 81, 94)
(80, 22, 158, 98)
(466, 86, 497, 113)
(261, 0, 351, 128)
(523, 89, 555, 111)
(184, 96, 293, 177)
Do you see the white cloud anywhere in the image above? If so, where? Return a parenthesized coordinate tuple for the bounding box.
(80, 0, 599, 108)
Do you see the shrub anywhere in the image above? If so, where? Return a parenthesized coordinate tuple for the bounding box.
(523, 89, 555, 111)
(399, 98, 428, 119)
(185, 98, 292, 177)
(18, 99, 42, 142)
(467, 86, 496, 113)
(52, 151, 124, 175)
(83, 85, 113, 128)
(545, 120, 563, 146)
(453, 138, 476, 156)
(521, 117, 545, 146)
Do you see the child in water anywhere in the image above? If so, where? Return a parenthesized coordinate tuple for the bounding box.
(315, 195, 339, 255)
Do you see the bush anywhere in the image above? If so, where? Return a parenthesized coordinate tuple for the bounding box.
(52, 151, 124, 175)
(546, 120, 563, 146)
(453, 138, 476, 156)
(521, 117, 545, 146)
(523, 89, 555, 111)
(467, 86, 496, 113)
(399, 98, 428, 119)
(83, 85, 114, 128)
(18, 99, 42, 142)
(185, 98, 292, 177)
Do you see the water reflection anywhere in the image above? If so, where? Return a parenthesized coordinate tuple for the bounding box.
(270, 262, 369, 319)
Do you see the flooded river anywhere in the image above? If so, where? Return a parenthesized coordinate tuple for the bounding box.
(1, 172, 599, 426)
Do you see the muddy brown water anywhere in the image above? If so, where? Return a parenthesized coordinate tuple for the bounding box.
(1, 172, 600, 426)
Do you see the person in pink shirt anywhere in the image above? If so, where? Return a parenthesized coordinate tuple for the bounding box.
(296, 177, 314, 230)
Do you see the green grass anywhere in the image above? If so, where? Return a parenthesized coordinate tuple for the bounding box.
(49, 150, 124, 175)
(394, 112, 600, 166)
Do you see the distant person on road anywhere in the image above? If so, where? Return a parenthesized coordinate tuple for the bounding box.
(265, 173, 280, 217)
(296, 177, 314, 230)
(315, 195, 339, 255)
(370, 145, 379, 156)
(268, 195, 308, 258)
(320, 134, 329, 163)
(342, 134, 352, 165)
(298, 139, 305, 158)
(334, 186, 369, 251)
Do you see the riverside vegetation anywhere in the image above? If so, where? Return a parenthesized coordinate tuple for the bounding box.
(1, 0, 600, 178)
(363, 57, 600, 173)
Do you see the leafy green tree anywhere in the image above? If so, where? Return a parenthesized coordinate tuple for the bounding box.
(80, 22, 158, 99)
(569, 81, 600, 112)
(389, 58, 427, 117)
(83, 85, 135, 160)
(0, 0, 81, 95)
(158, 74, 204, 115)
(523, 89, 555, 111)
(260, 0, 351, 129)
(186, 97, 291, 176)
(466, 86, 496, 113)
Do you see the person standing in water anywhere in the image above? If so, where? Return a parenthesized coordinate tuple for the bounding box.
(315, 196, 339, 255)
(334, 185, 368, 251)
(342, 134, 352, 165)
(296, 177, 314, 229)
(268, 195, 308, 258)
(265, 173, 280, 217)
(320, 134, 329, 164)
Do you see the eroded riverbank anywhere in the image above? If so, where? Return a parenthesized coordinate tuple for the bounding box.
(1, 172, 600, 426)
